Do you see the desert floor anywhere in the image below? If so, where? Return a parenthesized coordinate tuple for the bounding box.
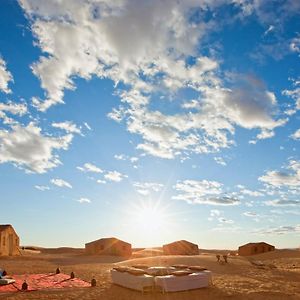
(0, 248, 300, 300)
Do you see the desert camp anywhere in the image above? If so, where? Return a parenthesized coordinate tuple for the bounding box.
(1, 0, 300, 299)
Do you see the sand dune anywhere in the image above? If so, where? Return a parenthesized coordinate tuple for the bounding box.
(0, 249, 299, 299)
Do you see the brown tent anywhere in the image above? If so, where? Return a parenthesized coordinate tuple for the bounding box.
(238, 242, 275, 256)
(0, 225, 20, 256)
(85, 237, 132, 257)
(163, 240, 199, 255)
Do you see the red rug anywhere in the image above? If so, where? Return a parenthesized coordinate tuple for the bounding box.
(0, 273, 91, 293)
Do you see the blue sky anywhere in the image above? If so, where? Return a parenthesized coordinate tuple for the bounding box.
(0, 0, 299, 249)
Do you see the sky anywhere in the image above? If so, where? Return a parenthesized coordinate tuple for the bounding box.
(0, 0, 300, 250)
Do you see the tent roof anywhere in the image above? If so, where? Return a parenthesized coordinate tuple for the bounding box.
(239, 242, 274, 248)
(0, 224, 13, 232)
(85, 237, 131, 246)
(163, 240, 198, 247)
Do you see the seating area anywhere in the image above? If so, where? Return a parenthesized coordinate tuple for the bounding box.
(0, 270, 91, 294)
(111, 265, 212, 293)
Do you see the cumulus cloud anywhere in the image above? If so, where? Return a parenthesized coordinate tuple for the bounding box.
(51, 178, 72, 188)
(0, 122, 73, 173)
(283, 79, 300, 111)
(0, 101, 27, 116)
(104, 171, 126, 182)
(52, 121, 81, 134)
(0, 57, 13, 93)
(0, 101, 28, 125)
(290, 129, 300, 140)
(173, 179, 240, 206)
(18, 0, 286, 159)
(238, 188, 264, 197)
(133, 181, 164, 195)
(259, 160, 300, 187)
(77, 197, 91, 204)
(77, 162, 103, 173)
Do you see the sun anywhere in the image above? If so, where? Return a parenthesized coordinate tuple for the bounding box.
(135, 205, 166, 231)
(129, 201, 170, 234)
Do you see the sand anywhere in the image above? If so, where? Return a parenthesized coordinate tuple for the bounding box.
(0, 248, 300, 299)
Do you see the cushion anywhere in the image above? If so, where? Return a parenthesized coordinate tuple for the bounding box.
(131, 264, 149, 269)
(171, 264, 188, 269)
(171, 270, 193, 276)
(146, 267, 175, 276)
(113, 266, 129, 273)
(188, 266, 207, 271)
(126, 268, 147, 276)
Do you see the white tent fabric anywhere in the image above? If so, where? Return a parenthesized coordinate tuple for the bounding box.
(155, 270, 212, 292)
(110, 269, 155, 292)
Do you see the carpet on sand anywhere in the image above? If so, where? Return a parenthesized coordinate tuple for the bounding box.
(0, 273, 91, 293)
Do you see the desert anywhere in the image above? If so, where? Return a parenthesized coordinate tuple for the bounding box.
(1, 247, 300, 300)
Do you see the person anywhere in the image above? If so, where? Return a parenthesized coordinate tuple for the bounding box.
(216, 254, 220, 262)
(223, 254, 228, 263)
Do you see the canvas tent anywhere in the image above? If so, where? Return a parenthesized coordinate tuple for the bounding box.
(0, 225, 20, 256)
(85, 237, 132, 257)
(238, 242, 275, 256)
(163, 240, 199, 255)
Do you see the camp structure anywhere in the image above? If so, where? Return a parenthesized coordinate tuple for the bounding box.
(238, 242, 275, 256)
(163, 240, 199, 255)
(0, 224, 20, 256)
(85, 237, 132, 257)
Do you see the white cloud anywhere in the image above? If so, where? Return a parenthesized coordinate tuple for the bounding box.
(84, 122, 91, 131)
(259, 160, 300, 187)
(218, 217, 234, 224)
(0, 101, 27, 116)
(210, 209, 221, 217)
(96, 179, 106, 184)
(104, 171, 127, 182)
(265, 199, 300, 206)
(0, 101, 28, 125)
(240, 189, 264, 197)
(77, 197, 91, 204)
(133, 181, 164, 195)
(18, 0, 286, 159)
(214, 157, 226, 166)
(243, 211, 257, 217)
(283, 79, 300, 111)
(34, 185, 50, 191)
(173, 179, 240, 206)
(52, 121, 81, 134)
(290, 129, 300, 140)
(0, 57, 13, 93)
(253, 225, 300, 235)
(0, 122, 73, 173)
(77, 162, 103, 173)
(51, 178, 72, 188)
(114, 154, 126, 160)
